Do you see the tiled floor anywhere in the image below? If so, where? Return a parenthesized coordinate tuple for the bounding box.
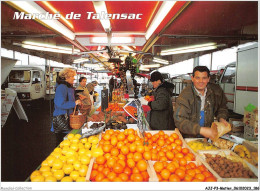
(1, 100, 56, 181)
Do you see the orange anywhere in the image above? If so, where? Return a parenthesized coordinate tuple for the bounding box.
(128, 129, 135, 135)
(205, 176, 217, 182)
(145, 132, 152, 139)
(102, 144, 112, 153)
(171, 133, 179, 139)
(111, 136, 118, 146)
(127, 158, 135, 168)
(121, 145, 130, 155)
(159, 156, 168, 162)
(117, 133, 126, 141)
(104, 153, 111, 160)
(166, 151, 174, 160)
(179, 158, 187, 166)
(202, 171, 213, 178)
(127, 152, 134, 159)
(103, 134, 111, 141)
(136, 145, 145, 153)
(111, 148, 119, 156)
(118, 173, 129, 182)
(184, 174, 193, 182)
(169, 174, 181, 182)
(154, 161, 164, 173)
(129, 143, 136, 153)
(96, 156, 106, 165)
(136, 160, 147, 172)
(158, 151, 165, 157)
(118, 153, 126, 161)
(195, 173, 205, 181)
(95, 172, 105, 182)
(175, 168, 185, 180)
(197, 165, 207, 172)
(113, 163, 124, 174)
(113, 177, 123, 182)
(141, 171, 149, 182)
(175, 139, 183, 146)
(132, 173, 143, 182)
(117, 141, 124, 149)
(90, 170, 98, 181)
(127, 134, 136, 142)
(106, 158, 116, 168)
(186, 169, 196, 178)
(124, 167, 132, 176)
(175, 153, 184, 159)
(181, 148, 190, 155)
(107, 172, 117, 181)
(133, 152, 142, 162)
(187, 153, 195, 161)
(188, 162, 197, 169)
(143, 151, 152, 160)
(156, 173, 162, 181)
(166, 163, 176, 173)
(160, 169, 170, 180)
(118, 159, 126, 168)
(158, 130, 165, 136)
(157, 139, 165, 147)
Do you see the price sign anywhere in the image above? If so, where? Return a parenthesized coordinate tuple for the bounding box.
(101, 89, 108, 111)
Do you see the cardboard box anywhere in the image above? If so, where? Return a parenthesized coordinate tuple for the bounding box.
(229, 118, 244, 132)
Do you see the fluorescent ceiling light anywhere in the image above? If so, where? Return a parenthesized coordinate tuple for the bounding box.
(41, 1, 74, 29)
(153, 57, 169, 65)
(139, 68, 149, 71)
(7, 1, 75, 40)
(145, 1, 176, 40)
(141, 64, 160, 68)
(161, 43, 218, 55)
(93, 1, 111, 31)
(73, 58, 89, 63)
(91, 37, 133, 44)
(13, 41, 80, 54)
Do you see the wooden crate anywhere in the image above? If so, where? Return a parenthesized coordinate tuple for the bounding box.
(197, 149, 258, 182)
(85, 158, 158, 182)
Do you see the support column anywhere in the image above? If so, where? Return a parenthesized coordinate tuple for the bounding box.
(193, 53, 200, 67)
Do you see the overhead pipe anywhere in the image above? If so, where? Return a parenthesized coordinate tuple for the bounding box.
(161, 34, 258, 40)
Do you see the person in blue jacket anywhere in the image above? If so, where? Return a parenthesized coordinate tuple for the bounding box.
(52, 68, 81, 146)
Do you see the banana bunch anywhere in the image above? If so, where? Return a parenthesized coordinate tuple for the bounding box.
(234, 145, 251, 159)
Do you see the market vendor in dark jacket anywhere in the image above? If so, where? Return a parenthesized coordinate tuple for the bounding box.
(147, 71, 175, 130)
(174, 66, 229, 140)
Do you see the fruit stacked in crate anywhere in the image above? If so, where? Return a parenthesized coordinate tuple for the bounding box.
(145, 130, 217, 182)
(30, 134, 103, 182)
(87, 129, 157, 182)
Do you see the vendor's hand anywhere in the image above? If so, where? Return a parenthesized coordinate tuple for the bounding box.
(75, 100, 81, 105)
(78, 94, 86, 100)
(200, 127, 218, 141)
(219, 118, 229, 126)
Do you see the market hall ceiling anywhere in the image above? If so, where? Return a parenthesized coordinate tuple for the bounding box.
(1, 1, 258, 68)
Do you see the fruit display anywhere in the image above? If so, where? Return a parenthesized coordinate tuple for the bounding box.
(96, 103, 125, 112)
(153, 161, 217, 182)
(144, 95, 154, 102)
(234, 145, 258, 167)
(144, 131, 196, 162)
(89, 123, 105, 129)
(88, 129, 153, 182)
(204, 154, 257, 179)
(105, 120, 127, 130)
(87, 111, 106, 122)
(212, 138, 234, 150)
(186, 139, 219, 152)
(30, 134, 103, 182)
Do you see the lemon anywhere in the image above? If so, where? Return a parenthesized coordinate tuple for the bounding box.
(80, 155, 90, 165)
(70, 171, 80, 181)
(81, 138, 88, 144)
(54, 147, 62, 153)
(45, 176, 57, 182)
(42, 171, 53, 178)
(39, 166, 51, 173)
(85, 142, 92, 150)
(67, 133, 75, 140)
(31, 175, 45, 182)
(46, 156, 56, 167)
(52, 159, 64, 170)
(75, 134, 82, 139)
(62, 139, 71, 147)
(92, 148, 103, 158)
(30, 170, 41, 180)
(63, 164, 74, 175)
(88, 136, 95, 143)
(76, 177, 86, 182)
(61, 146, 70, 155)
(60, 156, 67, 163)
(71, 137, 79, 144)
(78, 165, 88, 177)
(85, 150, 92, 158)
(41, 160, 49, 167)
(67, 156, 77, 164)
(78, 148, 86, 156)
(53, 170, 64, 181)
(73, 160, 82, 170)
(66, 149, 76, 158)
(91, 137, 99, 145)
(70, 143, 79, 152)
(78, 143, 85, 149)
(61, 176, 73, 182)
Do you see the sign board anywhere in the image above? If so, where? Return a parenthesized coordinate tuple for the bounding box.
(101, 89, 108, 111)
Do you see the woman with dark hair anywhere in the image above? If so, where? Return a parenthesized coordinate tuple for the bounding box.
(52, 68, 81, 146)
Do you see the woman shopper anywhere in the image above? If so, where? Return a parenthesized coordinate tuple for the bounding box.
(52, 68, 81, 146)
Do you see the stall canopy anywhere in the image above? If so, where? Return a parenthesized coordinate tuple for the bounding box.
(1, 1, 258, 71)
